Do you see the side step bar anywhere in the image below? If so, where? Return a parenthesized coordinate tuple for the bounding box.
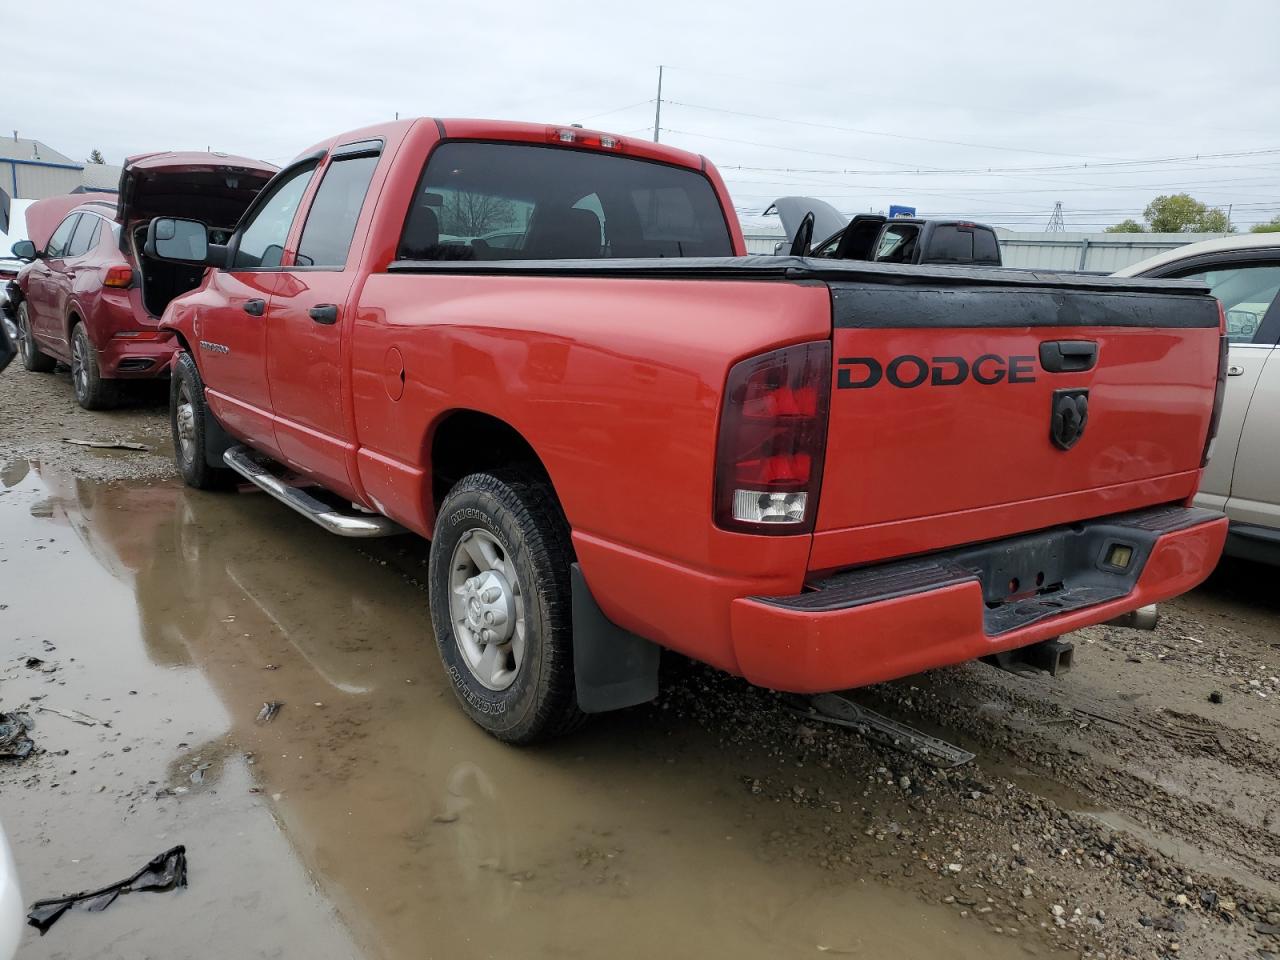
(222, 446, 404, 538)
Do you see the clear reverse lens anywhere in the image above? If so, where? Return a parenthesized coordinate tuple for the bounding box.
(732, 489, 808, 524)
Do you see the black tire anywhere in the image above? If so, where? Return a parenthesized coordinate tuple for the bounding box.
(16, 302, 56, 373)
(170, 351, 234, 490)
(428, 470, 585, 743)
(70, 322, 118, 410)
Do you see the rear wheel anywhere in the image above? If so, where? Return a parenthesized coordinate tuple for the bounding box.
(428, 470, 585, 743)
(70, 322, 118, 410)
(16, 303, 55, 373)
(171, 350, 233, 490)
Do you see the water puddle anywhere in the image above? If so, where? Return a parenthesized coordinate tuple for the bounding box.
(1, 462, 1066, 959)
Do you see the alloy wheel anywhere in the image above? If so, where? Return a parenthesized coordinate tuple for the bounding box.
(448, 529, 526, 691)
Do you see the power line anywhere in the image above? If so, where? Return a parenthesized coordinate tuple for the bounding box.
(665, 99, 1132, 162)
(708, 147, 1280, 178)
(573, 99, 655, 125)
(662, 64, 1280, 141)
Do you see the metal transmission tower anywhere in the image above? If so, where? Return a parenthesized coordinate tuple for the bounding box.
(1045, 201, 1066, 232)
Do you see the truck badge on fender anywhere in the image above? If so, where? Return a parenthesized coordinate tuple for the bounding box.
(837, 354, 1037, 389)
(199, 340, 230, 355)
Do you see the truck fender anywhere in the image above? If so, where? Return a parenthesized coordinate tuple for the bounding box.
(571, 564, 660, 713)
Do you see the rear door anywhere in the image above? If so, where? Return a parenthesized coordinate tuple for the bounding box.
(266, 141, 382, 497)
(199, 161, 318, 446)
(1150, 256, 1280, 514)
(50, 214, 102, 351)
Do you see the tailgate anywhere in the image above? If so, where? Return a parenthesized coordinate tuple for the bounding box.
(818, 278, 1222, 540)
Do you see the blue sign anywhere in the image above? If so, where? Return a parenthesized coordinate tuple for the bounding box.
(888, 205, 916, 219)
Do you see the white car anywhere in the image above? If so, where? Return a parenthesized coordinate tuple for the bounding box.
(1, 197, 37, 323)
(1117, 233, 1280, 563)
(0, 819, 21, 960)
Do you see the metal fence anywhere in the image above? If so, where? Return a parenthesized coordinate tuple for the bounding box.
(741, 231, 1225, 272)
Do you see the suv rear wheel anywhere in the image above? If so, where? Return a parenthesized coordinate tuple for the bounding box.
(428, 470, 585, 743)
(16, 303, 55, 373)
(70, 322, 118, 410)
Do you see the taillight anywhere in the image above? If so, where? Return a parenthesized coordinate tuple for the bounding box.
(714, 340, 831, 533)
(1202, 309, 1229, 466)
(104, 265, 133, 288)
(546, 127, 623, 150)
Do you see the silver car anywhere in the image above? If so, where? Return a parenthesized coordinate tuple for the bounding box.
(1117, 234, 1280, 563)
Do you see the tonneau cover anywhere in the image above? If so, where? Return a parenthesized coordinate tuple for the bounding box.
(388, 254, 1212, 299)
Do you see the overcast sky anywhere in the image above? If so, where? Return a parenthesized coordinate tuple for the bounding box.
(9, 0, 1279, 230)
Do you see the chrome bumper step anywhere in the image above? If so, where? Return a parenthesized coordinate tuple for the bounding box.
(222, 446, 404, 538)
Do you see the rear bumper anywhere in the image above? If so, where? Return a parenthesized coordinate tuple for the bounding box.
(730, 506, 1227, 692)
(98, 333, 177, 379)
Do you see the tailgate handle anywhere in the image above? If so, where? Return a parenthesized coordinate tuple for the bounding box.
(1039, 340, 1097, 373)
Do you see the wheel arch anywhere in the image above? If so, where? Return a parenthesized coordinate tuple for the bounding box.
(425, 408, 556, 518)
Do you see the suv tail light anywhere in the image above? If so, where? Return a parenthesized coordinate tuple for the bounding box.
(1202, 306, 1229, 466)
(104, 265, 133, 288)
(714, 340, 831, 533)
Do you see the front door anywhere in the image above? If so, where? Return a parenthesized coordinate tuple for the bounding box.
(198, 162, 318, 448)
(28, 213, 79, 349)
(267, 145, 381, 498)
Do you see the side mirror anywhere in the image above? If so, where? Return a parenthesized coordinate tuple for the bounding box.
(145, 217, 221, 266)
(10, 240, 36, 261)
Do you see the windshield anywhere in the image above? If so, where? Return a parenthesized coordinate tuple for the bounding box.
(398, 141, 733, 260)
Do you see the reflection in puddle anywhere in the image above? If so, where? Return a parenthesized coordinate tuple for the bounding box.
(1, 462, 1064, 960)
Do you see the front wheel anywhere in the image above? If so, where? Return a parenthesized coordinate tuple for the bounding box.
(428, 470, 584, 743)
(170, 351, 233, 490)
(16, 303, 56, 373)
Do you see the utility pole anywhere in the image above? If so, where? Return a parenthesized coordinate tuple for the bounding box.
(1226, 203, 1233, 234)
(653, 65, 664, 143)
(1045, 200, 1066, 233)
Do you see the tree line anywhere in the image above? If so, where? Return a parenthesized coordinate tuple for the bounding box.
(1106, 193, 1279, 234)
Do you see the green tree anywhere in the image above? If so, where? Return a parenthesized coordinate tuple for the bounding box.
(87, 149, 105, 164)
(1143, 193, 1234, 233)
(1250, 215, 1280, 234)
(1106, 219, 1145, 233)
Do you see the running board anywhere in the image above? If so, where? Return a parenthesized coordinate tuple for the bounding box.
(222, 446, 405, 538)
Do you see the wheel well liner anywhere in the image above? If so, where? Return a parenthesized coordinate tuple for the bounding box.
(428, 410, 551, 512)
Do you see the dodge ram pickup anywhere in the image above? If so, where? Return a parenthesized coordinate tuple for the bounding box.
(146, 118, 1230, 743)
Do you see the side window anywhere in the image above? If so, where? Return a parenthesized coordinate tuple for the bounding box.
(232, 164, 317, 270)
(1176, 263, 1280, 344)
(926, 225, 974, 263)
(66, 215, 98, 258)
(876, 224, 919, 263)
(295, 154, 379, 268)
(46, 215, 80, 258)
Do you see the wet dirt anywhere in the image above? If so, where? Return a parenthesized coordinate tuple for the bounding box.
(2, 368, 1278, 959)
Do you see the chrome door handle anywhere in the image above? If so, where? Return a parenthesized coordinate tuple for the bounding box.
(1227, 363, 1245, 377)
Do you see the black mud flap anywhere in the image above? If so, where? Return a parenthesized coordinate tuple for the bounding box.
(204, 407, 235, 468)
(571, 564, 660, 714)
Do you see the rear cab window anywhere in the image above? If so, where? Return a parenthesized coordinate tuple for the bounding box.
(397, 141, 732, 261)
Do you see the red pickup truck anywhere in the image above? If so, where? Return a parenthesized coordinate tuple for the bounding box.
(147, 118, 1229, 743)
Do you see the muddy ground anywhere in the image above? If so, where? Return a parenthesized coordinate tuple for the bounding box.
(1, 366, 1278, 960)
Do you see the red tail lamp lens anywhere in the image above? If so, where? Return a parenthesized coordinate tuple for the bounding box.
(714, 340, 831, 533)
